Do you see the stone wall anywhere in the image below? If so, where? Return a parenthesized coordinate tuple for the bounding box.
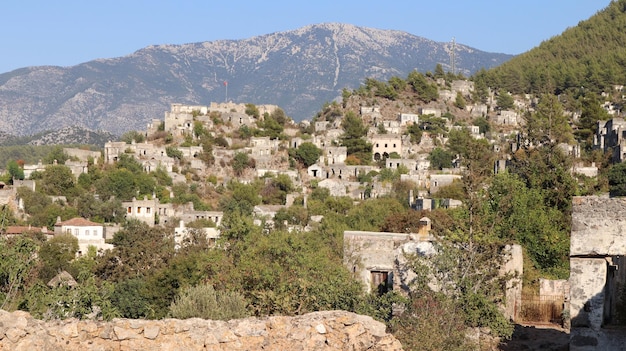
(0, 310, 403, 351)
(571, 196, 626, 256)
(570, 196, 626, 350)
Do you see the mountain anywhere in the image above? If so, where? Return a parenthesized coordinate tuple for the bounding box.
(0, 23, 512, 137)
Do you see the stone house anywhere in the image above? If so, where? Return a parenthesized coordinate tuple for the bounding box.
(429, 174, 463, 194)
(307, 164, 326, 179)
(173, 220, 219, 250)
(175, 203, 223, 228)
(398, 113, 419, 126)
(22, 160, 46, 179)
(385, 158, 421, 171)
(224, 112, 256, 127)
(252, 204, 285, 228)
(400, 172, 429, 188)
(469, 104, 489, 117)
(64, 160, 89, 178)
(315, 121, 329, 133)
(595, 118, 626, 162)
(63, 148, 101, 164)
(103, 141, 129, 164)
(122, 196, 161, 226)
(318, 179, 346, 197)
(572, 163, 598, 178)
(321, 146, 347, 165)
(54, 217, 113, 255)
(344, 229, 522, 320)
(569, 196, 626, 347)
(360, 106, 380, 115)
(373, 120, 401, 134)
(438, 89, 456, 102)
(371, 134, 403, 161)
(3, 225, 51, 239)
(419, 107, 441, 117)
(451, 125, 481, 138)
(494, 110, 519, 126)
(344, 230, 431, 294)
(451, 80, 474, 96)
(569, 196, 626, 350)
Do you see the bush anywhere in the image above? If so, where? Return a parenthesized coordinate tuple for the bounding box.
(169, 284, 248, 320)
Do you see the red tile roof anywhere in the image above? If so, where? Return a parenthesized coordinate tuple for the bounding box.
(4, 226, 46, 235)
(55, 217, 102, 227)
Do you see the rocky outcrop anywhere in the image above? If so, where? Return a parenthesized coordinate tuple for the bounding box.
(0, 309, 403, 351)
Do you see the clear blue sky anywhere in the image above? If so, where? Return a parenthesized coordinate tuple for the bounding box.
(0, 0, 612, 74)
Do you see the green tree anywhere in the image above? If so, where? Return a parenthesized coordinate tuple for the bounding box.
(405, 235, 514, 339)
(575, 92, 610, 148)
(472, 116, 490, 134)
(245, 103, 260, 118)
(0, 236, 40, 309)
(232, 152, 254, 176)
(43, 146, 69, 165)
(38, 233, 79, 282)
(165, 146, 184, 161)
(291, 142, 322, 168)
(454, 92, 466, 109)
(419, 115, 448, 137)
(40, 164, 75, 196)
(115, 153, 144, 174)
(608, 162, 626, 197)
(487, 172, 570, 276)
(428, 147, 454, 170)
(407, 70, 439, 102)
(525, 94, 573, 144)
(496, 90, 515, 110)
(6, 160, 24, 183)
(95, 221, 174, 282)
(110, 278, 151, 318)
(120, 130, 146, 144)
(391, 290, 473, 351)
(434, 63, 445, 79)
(340, 112, 372, 164)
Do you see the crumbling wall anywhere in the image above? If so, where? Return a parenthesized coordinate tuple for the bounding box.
(570, 196, 626, 350)
(0, 310, 403, 351)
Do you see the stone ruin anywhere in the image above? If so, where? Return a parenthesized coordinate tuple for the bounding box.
(570, 196, 626, 350)
(0, 309, 403, 351)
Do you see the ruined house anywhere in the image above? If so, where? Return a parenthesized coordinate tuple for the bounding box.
(569, 196, 626, 350)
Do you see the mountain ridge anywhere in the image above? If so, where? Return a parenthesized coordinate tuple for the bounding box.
(0, 23, 512, 136)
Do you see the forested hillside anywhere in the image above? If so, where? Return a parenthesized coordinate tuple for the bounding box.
(480, 0, 626, 96)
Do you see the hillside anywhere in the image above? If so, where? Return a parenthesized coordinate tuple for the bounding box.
(0, 23, 512, 137)
(481, 0, 626, 95)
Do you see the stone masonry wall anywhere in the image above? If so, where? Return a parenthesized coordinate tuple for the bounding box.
(570, 196, 626, 350)
(0, 309, 403, 351)
(570, 196, 626, 256)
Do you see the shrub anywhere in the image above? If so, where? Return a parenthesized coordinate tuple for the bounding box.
(169, 284, 248, 320)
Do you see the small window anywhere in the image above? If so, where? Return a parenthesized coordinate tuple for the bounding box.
(127, 207, 132, 213)
(137, 207, 142, 214)
(146, 207, 151, 214)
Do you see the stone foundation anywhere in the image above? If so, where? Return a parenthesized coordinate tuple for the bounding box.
(0, 309, 403, 351)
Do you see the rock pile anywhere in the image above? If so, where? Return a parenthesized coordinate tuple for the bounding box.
(0, 309, 403, 350)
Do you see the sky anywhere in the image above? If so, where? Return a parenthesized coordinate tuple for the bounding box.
(0, 0, 613, 74)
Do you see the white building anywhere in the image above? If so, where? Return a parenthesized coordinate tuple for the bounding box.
(54, 217, 113, 255)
